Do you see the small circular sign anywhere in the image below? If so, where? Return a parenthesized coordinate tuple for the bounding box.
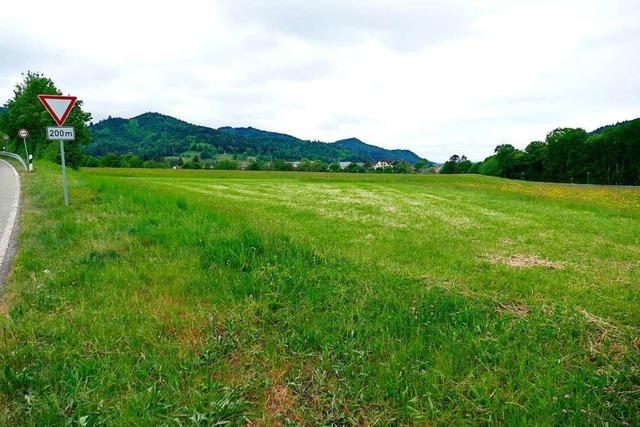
(2, 134, 9, 141)
(18, 128, 29, 138)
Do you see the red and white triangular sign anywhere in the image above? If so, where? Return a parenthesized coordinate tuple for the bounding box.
(38, 95, 78, 126)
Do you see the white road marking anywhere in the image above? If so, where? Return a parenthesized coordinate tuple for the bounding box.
(0, 159, 20, 273)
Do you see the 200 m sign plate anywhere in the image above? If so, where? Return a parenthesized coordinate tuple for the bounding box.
(47, 127, 75, 141)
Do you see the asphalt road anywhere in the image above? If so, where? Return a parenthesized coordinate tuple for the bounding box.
(0, 159, 20, 288)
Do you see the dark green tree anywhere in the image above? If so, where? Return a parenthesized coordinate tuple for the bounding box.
(457, 158, 472, 173)
(414, 159, 430, 173)
(214, 159, 239, 170)
(182, 161, 202, 169)
(247, 159, 266, 171)
(478, 155, 501, 176)
(328, 162, 342, 172)
(200, 147, 214, 159)
(493, 144, 525, 179)
(272, 159, 294, 171)
(466, 162, 480, 174)
(393, 161, 414, 174)
(440, 154, 461, 174)
(345, 162, 365, 173)
(544, 128, 588, 182)
(0, 72, 92, 169)
(523, 141, 547, 181)
(101, 153, 123, 167)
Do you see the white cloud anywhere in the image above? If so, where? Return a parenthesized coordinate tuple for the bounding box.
(1, 0, 638, 161)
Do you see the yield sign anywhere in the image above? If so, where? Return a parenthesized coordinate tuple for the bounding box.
(38, 95, 77, 126)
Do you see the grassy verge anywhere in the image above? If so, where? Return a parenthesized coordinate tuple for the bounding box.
(1, 163, 638, 425)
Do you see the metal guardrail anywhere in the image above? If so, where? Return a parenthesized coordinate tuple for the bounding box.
(0, 152, 28, 171)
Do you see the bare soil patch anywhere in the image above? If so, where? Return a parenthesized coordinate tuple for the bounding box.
(487, 254, 564, 269)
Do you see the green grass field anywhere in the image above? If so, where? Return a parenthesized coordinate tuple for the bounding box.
(1, 163, 639, 425)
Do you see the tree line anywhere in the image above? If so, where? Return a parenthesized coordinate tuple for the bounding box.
(84, 152, 433, 174)
(441, 122, 640, 185)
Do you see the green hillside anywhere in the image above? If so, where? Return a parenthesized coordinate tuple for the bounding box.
(87, 113, 428, 164)
(218, 126, 300, 143)
(333, 137, 426, 164)
(215, 125, 353, 162)
(87, 113, 241, 159)
(589, 118, 639, 135)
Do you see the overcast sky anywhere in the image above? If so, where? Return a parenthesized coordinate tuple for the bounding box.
(1, 0, 639, 161)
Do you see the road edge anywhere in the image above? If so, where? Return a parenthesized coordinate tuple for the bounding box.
(0, 158, 21, 294)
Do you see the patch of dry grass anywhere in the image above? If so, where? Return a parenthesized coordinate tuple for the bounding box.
(486, 254, 565, 269)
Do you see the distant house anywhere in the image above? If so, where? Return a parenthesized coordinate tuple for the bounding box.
(372, 161, 392, 169)
(339, 162, 352, 169)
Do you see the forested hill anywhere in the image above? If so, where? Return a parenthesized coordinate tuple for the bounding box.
(88, 113, 247, 159)
(333, 138, 423, 163)
(441, 117, 640, 186)
(87, 113, 428, 163)
(589, 119, 637, 136)
(218, 126, 300, 143)
(218, 127, 425, 163)
(215, 126, 351, 161)
(0, 107, 6, 115)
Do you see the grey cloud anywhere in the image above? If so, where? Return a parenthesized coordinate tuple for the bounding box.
(0, 35, 54, 79)
(218, 0, 470, 52)
(238, 57, 337, 84)
(318, 112, 378, 136)
(0, 28, 120, 96)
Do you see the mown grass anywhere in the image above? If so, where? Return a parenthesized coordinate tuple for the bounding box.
(1, 162, 638, 425)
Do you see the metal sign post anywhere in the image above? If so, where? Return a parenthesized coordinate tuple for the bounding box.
(38, 95, 78, 206)
(59, 140, 69, 206)
(18, 128, 30, 171)
(46, 127, 76, 207)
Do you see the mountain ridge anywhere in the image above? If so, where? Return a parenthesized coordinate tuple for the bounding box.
(217, 126, 300, 143)
(87, 112, 431, 164)
(333, 137, 422, 163)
